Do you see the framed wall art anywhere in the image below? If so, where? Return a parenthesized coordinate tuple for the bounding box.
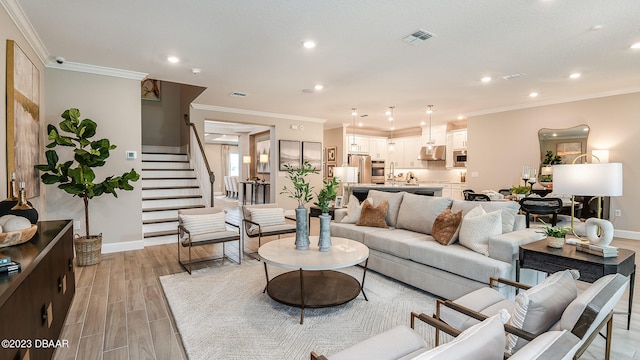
(279, 140, 300, 170)
(141, 78, 161, 101)
(326, 146, 337, 163)
(556, 142, 582, 164)
(6, 40, 40, 198)
(256, 139, 270, 174)
(302, 141, 322, 170)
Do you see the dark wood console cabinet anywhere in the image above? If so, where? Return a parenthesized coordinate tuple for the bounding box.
(0, 220, 75, 360)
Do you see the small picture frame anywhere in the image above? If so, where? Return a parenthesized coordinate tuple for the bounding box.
(326, 146, 337, 163)
(334, 196, 344, 209)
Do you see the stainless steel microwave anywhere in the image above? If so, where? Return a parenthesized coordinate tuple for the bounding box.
(453, 150, 467, 168)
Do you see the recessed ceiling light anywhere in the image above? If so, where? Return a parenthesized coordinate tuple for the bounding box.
(529, 92, 539, 98)
(302, 40, 316, 49)
(420, 121, 426, 126)
(358, 122, 363, 127)
(192, 68, 202, 74)
(457, 115, 465, 120)
(590, 25, 603, 31)
(385, 110, 391, 116)
(552, 133, 558, 137)
(314, 84, 323, 91)
(569, 73, 581, 79)
(390, 126, 395, 130)
(167, 56, 180, 63)
(631, 42, 640, 49)
(481, 76, 492, 83)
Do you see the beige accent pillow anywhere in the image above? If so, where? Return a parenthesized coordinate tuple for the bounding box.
(396, 193, 453, 234)
(356, 200, 389, 228)
(340, 196, 372, 224)
(367, 190, 404, 227)
(459, 205, 502, 256)
(432, 209, 463, 245)
(451, 199, 520, 233)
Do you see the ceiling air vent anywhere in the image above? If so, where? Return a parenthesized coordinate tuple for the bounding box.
(402, 29, 436, 44)
(229, 91, 247, 97)
(501, 73, 526, 80)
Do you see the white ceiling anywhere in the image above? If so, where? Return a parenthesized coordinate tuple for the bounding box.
(13, 0, 640, 131)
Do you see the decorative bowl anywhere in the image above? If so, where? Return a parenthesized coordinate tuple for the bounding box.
(0, 224, 38, 248)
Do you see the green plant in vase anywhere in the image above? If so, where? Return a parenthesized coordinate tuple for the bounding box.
(281, 161, 318, 250)
(537, 221, 571, 248)
(313, 177, 339, 214)
(510, 186, 530, 195)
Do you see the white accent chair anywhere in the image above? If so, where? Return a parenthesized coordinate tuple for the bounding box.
(223, 176, 232, 197)
(231, 176, 239, 199)
(241, 204, 297, 251)
(436, 272, 629, 360)
(178, 207, 241, 274)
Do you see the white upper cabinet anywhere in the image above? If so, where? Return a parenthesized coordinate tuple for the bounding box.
(402, 137, 422, 168)
(369, 138, 387, 160)
(422, 124, 447, 146)
(451, 129, 467, 149)
(348, 135, 370, 154)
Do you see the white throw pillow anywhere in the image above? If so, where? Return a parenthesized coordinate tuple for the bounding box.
(411, 314, 507, 360)
(249, 207, 286, 227)
(506, 270, 578, 354)
(340, 196, 372, 224)
(451, 200, 520, 233)
(180, 211, 226, 236)
(459, 205, 502, 256)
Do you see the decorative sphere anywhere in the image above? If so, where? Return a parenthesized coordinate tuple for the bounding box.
(3, 216, 31, 232)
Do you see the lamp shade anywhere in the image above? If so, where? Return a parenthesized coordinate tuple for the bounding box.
(243, 155, 252, 164)
(552, 163, 623, 196)
(333, 166, 358, 183)
(259, 154, 269, 164)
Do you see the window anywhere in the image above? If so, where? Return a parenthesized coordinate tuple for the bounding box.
(229, 147, 239, 176)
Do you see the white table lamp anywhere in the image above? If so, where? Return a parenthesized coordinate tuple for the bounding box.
(333, 166, 358, 203)
(552, 162, 623, 245)
(259, 154, 269, 181)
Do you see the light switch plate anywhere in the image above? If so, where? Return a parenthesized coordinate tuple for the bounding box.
(125, 151, 137, 160)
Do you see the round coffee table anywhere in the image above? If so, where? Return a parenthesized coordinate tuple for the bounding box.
(258, 236, 369, 324)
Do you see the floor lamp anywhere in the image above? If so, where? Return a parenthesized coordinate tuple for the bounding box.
(552, 161, 623, 246)
(333, 166, 358, 204)
(243, 155, 251, 181)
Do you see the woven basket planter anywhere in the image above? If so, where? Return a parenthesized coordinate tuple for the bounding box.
(74, 234, 102, 266)
(546, 236, 565, 249)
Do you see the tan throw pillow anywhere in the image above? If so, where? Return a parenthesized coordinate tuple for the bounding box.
(356, 200, 389, 228)
(432, 208, 463, 245)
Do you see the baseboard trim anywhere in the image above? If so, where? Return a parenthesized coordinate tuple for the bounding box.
(102, 240, 145, 254)
(614, 229, 640, 241)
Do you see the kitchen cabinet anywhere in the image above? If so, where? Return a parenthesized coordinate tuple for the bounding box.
(423, 124, 447, 146)
(452, 129, 467, 149)
(369, 138, 387, 160)
(347, 135, 370, 154)
(402, 137, 422, 168)
(387, 140, 403, 168)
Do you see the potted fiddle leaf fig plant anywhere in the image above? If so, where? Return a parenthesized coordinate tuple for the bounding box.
(281, 161, 318, 250)
(35, 108, 140, 265)
(313, 177, 339, 252)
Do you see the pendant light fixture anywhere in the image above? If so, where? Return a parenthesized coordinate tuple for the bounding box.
(387, 106, 395, 151)
(426, 105, 435, 155)
(350, 108, 358, 152)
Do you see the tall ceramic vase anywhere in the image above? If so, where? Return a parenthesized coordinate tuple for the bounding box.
(295, 206, 310, 250)
(318, 214, 332, 252)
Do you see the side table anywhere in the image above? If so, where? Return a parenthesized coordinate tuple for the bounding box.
(517, 239, 635, 330)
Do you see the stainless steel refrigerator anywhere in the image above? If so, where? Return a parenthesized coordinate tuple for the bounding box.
(348, 154, 371, 184)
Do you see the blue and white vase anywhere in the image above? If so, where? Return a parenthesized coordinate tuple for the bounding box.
(318, 214, 332, 252)
(295, 206, 310, 250)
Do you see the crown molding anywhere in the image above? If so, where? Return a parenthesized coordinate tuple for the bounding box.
(466, 86, 640, 118)
(191, 103, 327, 123)
(1, 0, 49, 65)
(47, 61, 147, 80)
(2, 0, 147, 80)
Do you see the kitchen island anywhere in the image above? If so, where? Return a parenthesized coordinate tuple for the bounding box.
(349, 183, 445, 202)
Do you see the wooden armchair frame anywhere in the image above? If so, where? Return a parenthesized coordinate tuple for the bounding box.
(435, 276, 618, 360)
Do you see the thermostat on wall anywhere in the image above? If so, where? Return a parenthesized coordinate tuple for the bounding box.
(125, 151, 137, 160)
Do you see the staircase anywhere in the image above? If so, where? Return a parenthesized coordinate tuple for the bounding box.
(141, 150, 205, 246)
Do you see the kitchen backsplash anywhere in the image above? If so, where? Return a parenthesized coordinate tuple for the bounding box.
(392, 161, 466, 183)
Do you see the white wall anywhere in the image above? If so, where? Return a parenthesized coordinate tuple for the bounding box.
(44, 69, 143, 246)
(468, 92, 640, 235)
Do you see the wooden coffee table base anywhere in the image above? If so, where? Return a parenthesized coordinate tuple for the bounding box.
(263, 262, 369, 324)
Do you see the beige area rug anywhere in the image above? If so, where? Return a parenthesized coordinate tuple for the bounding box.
(160, 259, 437, 360)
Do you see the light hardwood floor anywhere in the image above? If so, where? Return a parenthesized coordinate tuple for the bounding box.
(53, 198, 639, 359)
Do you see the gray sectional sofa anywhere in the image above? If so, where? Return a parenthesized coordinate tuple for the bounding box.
(330, 190, 544, 300)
